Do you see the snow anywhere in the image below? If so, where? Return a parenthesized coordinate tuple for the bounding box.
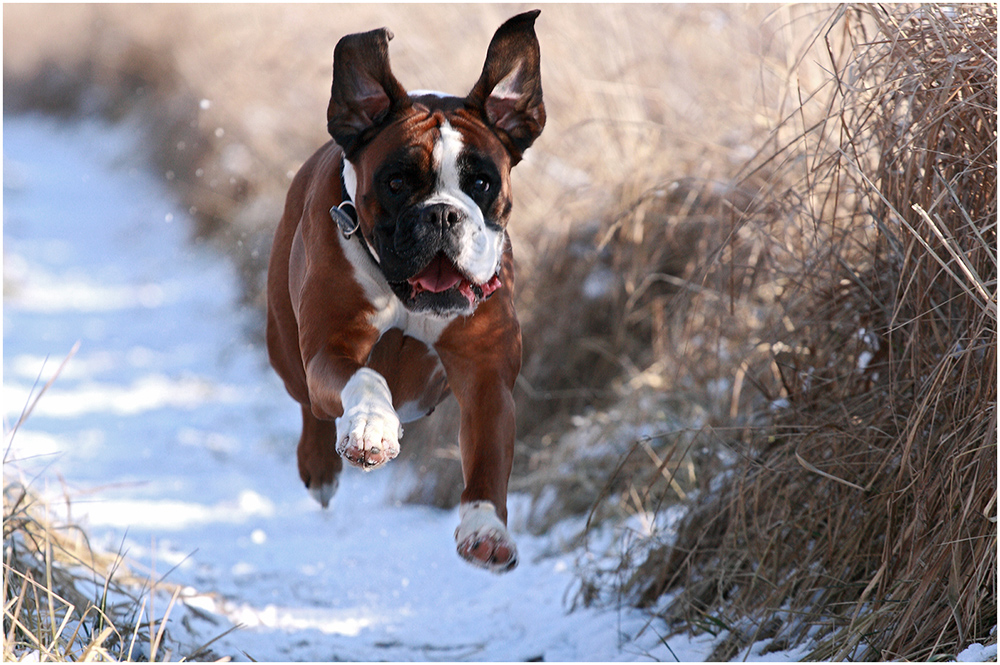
(958, 642, 999, 662)
(3, 115, 725, 662)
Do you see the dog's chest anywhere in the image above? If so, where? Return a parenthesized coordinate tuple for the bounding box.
(337, 231, 456, 346)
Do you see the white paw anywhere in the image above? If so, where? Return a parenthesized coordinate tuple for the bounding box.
(335, 368, 402, 470)
(454, 501, 518, 573)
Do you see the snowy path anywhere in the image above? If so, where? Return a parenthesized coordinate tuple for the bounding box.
(2, 116, 718, 662)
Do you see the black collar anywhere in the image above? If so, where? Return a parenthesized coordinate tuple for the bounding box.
(329, 164, 381, 265)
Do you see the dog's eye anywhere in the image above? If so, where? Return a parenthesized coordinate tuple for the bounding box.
(387, 176, 406, 194)
(471, 176, 491, 194)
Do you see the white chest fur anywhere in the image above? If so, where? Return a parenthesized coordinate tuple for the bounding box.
(336, 230, 456, 346)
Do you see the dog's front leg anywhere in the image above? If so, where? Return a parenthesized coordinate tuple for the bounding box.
(456, 378, 518, 572)
(437, 328, 521, 573)
(295, 243, 404, 473)
(304, 347, 403, 472)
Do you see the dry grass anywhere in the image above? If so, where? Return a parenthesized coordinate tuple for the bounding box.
(622, 4, 997, 660)
(3, 353, 231, 662)
(3, 479, 209, 662)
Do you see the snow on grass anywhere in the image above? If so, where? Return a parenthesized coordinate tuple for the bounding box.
(958, 641, 999, 662)
(3, 114, 721, 662)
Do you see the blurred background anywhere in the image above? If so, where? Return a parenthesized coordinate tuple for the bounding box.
(4, 4, 789, 298)
(4, 4, 995, 661)
(3, 2, 803, 510)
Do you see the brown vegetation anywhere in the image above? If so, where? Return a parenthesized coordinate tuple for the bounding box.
(619, 5, 997, 660)
(3, 479, 198, 661)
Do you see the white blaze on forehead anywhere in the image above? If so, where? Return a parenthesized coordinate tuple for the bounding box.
(433, 121, 466, 197)
(430, 121, 504, 285)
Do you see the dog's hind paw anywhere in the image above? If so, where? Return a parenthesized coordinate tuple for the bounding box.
(307, 477, 339, 508)
(455, 501, 518, 573)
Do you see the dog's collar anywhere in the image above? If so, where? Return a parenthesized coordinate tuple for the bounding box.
(330, 168, 360, 238)
(330, 164, 380, 264)
(330, 201, 359, 238)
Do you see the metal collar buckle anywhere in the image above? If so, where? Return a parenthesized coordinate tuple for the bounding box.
(330, 200, 359, 239)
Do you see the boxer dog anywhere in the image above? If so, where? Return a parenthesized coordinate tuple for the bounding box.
(266, 11, 544, 573)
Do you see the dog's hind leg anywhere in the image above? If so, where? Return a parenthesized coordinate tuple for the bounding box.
(297, 404, 343, 508)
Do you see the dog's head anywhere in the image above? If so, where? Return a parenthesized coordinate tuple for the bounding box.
(326, 11, 545, 317)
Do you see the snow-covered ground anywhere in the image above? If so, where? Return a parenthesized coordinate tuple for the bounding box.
(2, 115, 720, 662)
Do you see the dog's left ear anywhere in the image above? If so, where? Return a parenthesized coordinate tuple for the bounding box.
(466, 10, 545, 164)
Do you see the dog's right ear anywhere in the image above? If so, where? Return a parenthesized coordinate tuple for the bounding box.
(327, 28, 411, 157)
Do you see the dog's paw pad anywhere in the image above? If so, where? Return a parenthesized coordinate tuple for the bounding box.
(335, 369, 402, 471)
(336, 421, 401, 470)
(454, 501, 518, 573)
(457, 533, 518, 572)
(340, 441, 398, 470)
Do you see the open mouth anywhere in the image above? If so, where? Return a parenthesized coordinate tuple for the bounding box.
(406, 252, 502, 307)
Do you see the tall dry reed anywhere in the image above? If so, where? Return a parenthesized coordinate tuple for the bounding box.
(626, 4, 996, 660)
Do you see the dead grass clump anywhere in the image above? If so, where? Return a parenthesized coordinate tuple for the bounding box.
(4, 352, 229, 662)
(510, 173, 784, 531)
(3, 479, 211, 661)
(626, 4, 997, 660)
(519, 177, 761, 425)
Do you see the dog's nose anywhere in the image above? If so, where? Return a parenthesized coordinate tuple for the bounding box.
(418, 203, 464, 228)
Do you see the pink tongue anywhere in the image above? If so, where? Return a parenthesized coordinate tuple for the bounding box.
(407, 254, 464, 294)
